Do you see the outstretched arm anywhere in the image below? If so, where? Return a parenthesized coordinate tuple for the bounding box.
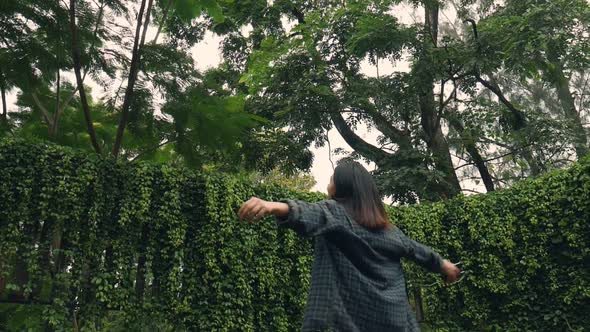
(238, 197, 289, 220)
(396, 229, 460, 283)
(238, 197, 330, 237)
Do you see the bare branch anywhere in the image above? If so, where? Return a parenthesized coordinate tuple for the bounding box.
(442, 81, 458, 109)
(461, 188, 483, 194)
(130, 139, 175, 162)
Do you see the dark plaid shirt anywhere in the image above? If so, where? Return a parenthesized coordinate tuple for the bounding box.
(277, 199, 444, 332)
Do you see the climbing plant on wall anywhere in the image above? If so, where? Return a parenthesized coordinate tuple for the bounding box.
(0, 140, 588, 331)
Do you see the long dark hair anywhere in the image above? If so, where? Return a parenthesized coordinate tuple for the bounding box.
(331, 161, 389, 230)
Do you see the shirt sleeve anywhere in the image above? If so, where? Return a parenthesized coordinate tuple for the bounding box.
(395, 228, 444, 274)
(275, 199, 331, 237)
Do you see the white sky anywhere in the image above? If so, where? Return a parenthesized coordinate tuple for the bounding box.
(5, 3, 483, 197)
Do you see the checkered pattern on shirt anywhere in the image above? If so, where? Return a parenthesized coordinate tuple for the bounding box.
(277, 199, 444, 332)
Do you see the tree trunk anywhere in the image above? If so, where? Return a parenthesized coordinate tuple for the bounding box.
(414, 289, 425, 322)
(112, 0, 153, 157)
(417, 2, 461, 198)
(0, 274, 6, 299)
(69, 0, 102, 154)
(546, 50, 589, 159)
(51, 70, 61, 137)
(0, 70, 7, 125)
(135, 224, 149, 303)
(448, 119, 495, 192)
(464, 143, 495, 192)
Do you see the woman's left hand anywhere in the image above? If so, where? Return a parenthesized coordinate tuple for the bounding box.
(441, 259, 461, 283)
(238, 197, 272, 222)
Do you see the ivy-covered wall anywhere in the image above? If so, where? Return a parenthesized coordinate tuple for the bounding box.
(0, 140, 588, 331)
(392, 163, 590, 331)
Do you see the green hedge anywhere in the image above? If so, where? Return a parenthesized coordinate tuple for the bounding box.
(393, 158, 590, 331)
(0, 140, 589, 331)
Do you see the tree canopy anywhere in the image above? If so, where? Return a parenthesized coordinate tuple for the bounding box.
(1, 0, 588, 201)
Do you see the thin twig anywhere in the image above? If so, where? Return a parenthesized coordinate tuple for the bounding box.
(461, 188, 483, 194)
(326, 128, 335, 171)
(454, 142, 536, 170)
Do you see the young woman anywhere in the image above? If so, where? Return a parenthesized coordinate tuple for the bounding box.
(238, 161, 460, 332)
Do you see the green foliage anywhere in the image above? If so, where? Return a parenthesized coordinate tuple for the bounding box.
(247, 168, 317, 192)
(173, 0, 224, 23)
(478, 0, 590, 78)
(391, 164, 590, 331)
(1, 140, 589, 331)
(346, 11, 415, 62)
(0, 140, 318, 331)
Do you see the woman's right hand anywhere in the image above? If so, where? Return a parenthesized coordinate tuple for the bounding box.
(441, 260, 461, 283)
(238, 197, 272, 222)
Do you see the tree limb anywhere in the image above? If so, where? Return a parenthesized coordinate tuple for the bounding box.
(362, 106, 412, 147)
(461, 188, 483, 194)
(464, 19, 478, 40)
(291, 7, 305, 24)
(448, 117, 495, 191)
(441, 79, 458, 111)
(31, 92, 54, 128)
(475, 73, 527, 129)
(330, 112, 391, 164)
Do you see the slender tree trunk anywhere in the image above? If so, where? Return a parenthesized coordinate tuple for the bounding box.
(31, 92, 55, 129)
(448, 119, 495, 192)
(0, 69, 8, 126)
(0, 78, 6, 125)
(135, 224, 149, 303)
(546, 50, 589, 158)
(52, 70, 61, 137)
(54, 0, 106, 125)
(112, 0, 153, 157)
(153, 0, 173, 44)
(476, 75, 543, 175)
(464, 143, 495, 192)
(0, 274, 5, 299)
(414, 289, 425, 322)
(418, 2, 461, 198)
(69, 0, 102, 154)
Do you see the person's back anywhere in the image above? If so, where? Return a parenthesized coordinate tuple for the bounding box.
(238, 162, 460, 331)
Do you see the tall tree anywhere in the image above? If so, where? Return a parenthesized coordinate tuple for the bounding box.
(226, 1, 478, 201)
(477, 0, 590, 158)
(219, 0, 590, 200)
